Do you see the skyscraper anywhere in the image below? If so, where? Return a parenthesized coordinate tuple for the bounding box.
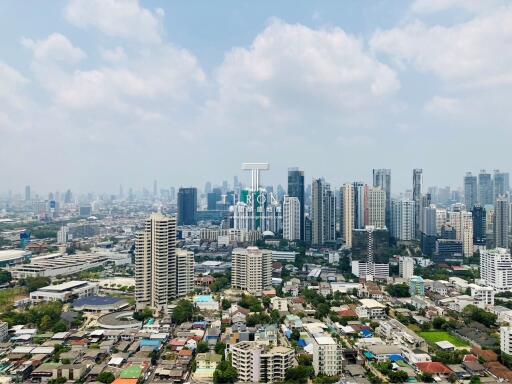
(135, 213, 177, 315)
(391, 199, 415, 241)
(413, 169, 423, 238)
(177, 187, 197, 225)
(231, 246, 272, 295)
(176, 249, 195, 298)
(341, 183, 355, 248)
(24, 185, 31, 201)
(420, 204, 437, 256)
(311, 178, 336, 245)
(353, 182, 366, 230)
(464, 172, 478, 210)
(494, 196, 509, 249)
(472, 205, 487, 247)
(283, 196, 301, 241)
(448, 209, 474, 257)
(373, 169, 391, 230)
(494, 170, 510, 201)
(366, 187, 386, 228)
(287, 168, 305, 241)
(478, 170, 493, 206)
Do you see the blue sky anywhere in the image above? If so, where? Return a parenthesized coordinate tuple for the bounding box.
(1, 0, 511, 195)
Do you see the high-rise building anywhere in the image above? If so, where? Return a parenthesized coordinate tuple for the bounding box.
(231, 246, 272, 295)
(204, 181, 212, 194)
(501, 326, 512, 355)
(177, 187, 197, 225)
(480, 248, 512, 291)
(353, 182, 366, 230)
(464, 172, 478, 210)
(448, 209, 474, 257)
(176, 249, 195, 297)
(391, 199, 414, 241)
(409, 275, 425, 297)
(288, 168, 305, 240)
(420, 204, 437, 256)
(494, 196, 509, 249)
(472, 205, 487, 247)
(366, 187, 386, 229)
(373, 169, 391, 230)
(341, 183, 355, 247)
(288, 168, 305, 241)
(413, 169, 423, 238)
(311, 179, 336, 245)
(24, 185, 31, 201)
(351, 226, 390, 264)
(232, 342, 294, 383)
(135, 213, 177, 315)
(478, 170, 493, 206)
(399, 256, 414, 279)
(207, 188, 222, 210)
(494, 170, 510, 201)
(283, 196, 301, 241)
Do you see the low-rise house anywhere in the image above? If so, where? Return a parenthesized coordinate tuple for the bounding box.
(415, 361, 453, 378)
(356, 299, 386, 320)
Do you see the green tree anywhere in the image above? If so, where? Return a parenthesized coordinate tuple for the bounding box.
(385, 284, 411, 298)
(210, 277, 229, 292)
(285, 366, 315, 384)
(214, 342, 226, 356)
(39, 315, 53, 331)
(173, 300, 194, 324)
(221, 299, 231, 310)
(270, 309, 281, 323)
(420, 373, 434, 383)
(213, 360, 237, 383)
(22, 276, 51, 292)
(0, 269, 12, 284)
(432, 317, 446, 330)
(98, 371, 115, 384)
(469, 376, 481, 384)
(52, 320, 68, 333)
(197, 341, 209, 353)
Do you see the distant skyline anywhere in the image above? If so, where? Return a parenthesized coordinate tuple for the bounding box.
(1, 0, 512, 192)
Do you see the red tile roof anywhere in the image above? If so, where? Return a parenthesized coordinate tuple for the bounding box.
(416, 362, 452, 375)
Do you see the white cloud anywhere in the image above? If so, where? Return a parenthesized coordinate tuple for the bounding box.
(21, 33, 85, 64)
(370, 7, 512, 88)
(65, 0, 164, 43)
(100, 46, 127, 62)
(424, 96, 461, 114)
(410, 0, 503, 15)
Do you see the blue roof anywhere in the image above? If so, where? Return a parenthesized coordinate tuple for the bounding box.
(72, 295, 124, 307)
(298, 339, 307, 347)
(364, 352, 376, 359)
(389, 354, 404, 362)
(140, 339, 161, 347)
(360, 329, 373, 337)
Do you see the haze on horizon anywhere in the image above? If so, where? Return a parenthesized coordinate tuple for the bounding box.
(1, 0, 512, 194)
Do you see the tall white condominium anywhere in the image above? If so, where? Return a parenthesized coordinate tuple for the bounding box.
(399, 256, 415, 280)
(501, 326, 512, 355)
(176, 249, 194, 298)
(135, 213, 176, 315)
(366, 187, 386, 228)
(436, 208, 448, 235)
(494, 195, 510, 249)
(391, 199, 415, 241)
(412, 169, 423, 238)
(448, 209, 474, 257)
(282, 196, 301, 241)
(231, 246, 272, 296)
(480, 248, 512, 291)
(341, 183, 355, 247)
(311, 178, 336, 245)
(232, 342, 294, 383)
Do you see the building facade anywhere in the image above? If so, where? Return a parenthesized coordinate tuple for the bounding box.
(231, 247, 272, 295)
(282, 196, 301, 241)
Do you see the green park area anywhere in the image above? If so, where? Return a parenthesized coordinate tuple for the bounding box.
(419, 331, 469, 347)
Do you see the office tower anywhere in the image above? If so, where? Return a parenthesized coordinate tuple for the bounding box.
(304, 216, 312, 244)
(438, 186, 451, 205)
(366, 187, 386, 228)
(170, 187, 176, 202)
(79, 205, 92, 217)
(391, 199, 414, 241)
(472, 205, 487, 247)
(409, 276, 425, 297)
(222, 180, 229, 194)
(427, 186, 438, 204)
(494, 196, 509, 249)
(153, 180, 158, 197)
(448, 210, 474, 257)
(464, 172, 478, 210)
(204, 181, 212, 194)
(176, 249, 194, 297)
(341, 183, 355, 247)
(24, 185, 31, 201)
(420, 205, 437, 256)
(231, 246, 272, 295)
(399, 256, 414, 279)
(283, 196, 301, 241)
(287, 168, 305, 241)
(479, 170, 493, 206)
(135, 213, 177, 315)
(64, 189, 72, 204)
(436, 208, 447, 235)
(177, 187, 197, 225)
(412, 169, 423, 238)
(373, 169, 391, 229)
(480, 248, 512, 291)
(352, 182, 366, 230)
(207, 188, 221, 210)
(494, 170, 510, 201)
(232, 342, 294, 383)
(311, 179, 336, 245)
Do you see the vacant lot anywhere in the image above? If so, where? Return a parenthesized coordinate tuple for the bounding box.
(419, 331, 469, 347)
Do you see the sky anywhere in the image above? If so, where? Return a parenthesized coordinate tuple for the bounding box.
(1, 0, 512, 195)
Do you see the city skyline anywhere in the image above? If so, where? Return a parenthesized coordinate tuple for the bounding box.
(2, 0, 512, 192)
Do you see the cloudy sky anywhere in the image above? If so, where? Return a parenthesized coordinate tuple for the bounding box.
(1, 0, 512, 195)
